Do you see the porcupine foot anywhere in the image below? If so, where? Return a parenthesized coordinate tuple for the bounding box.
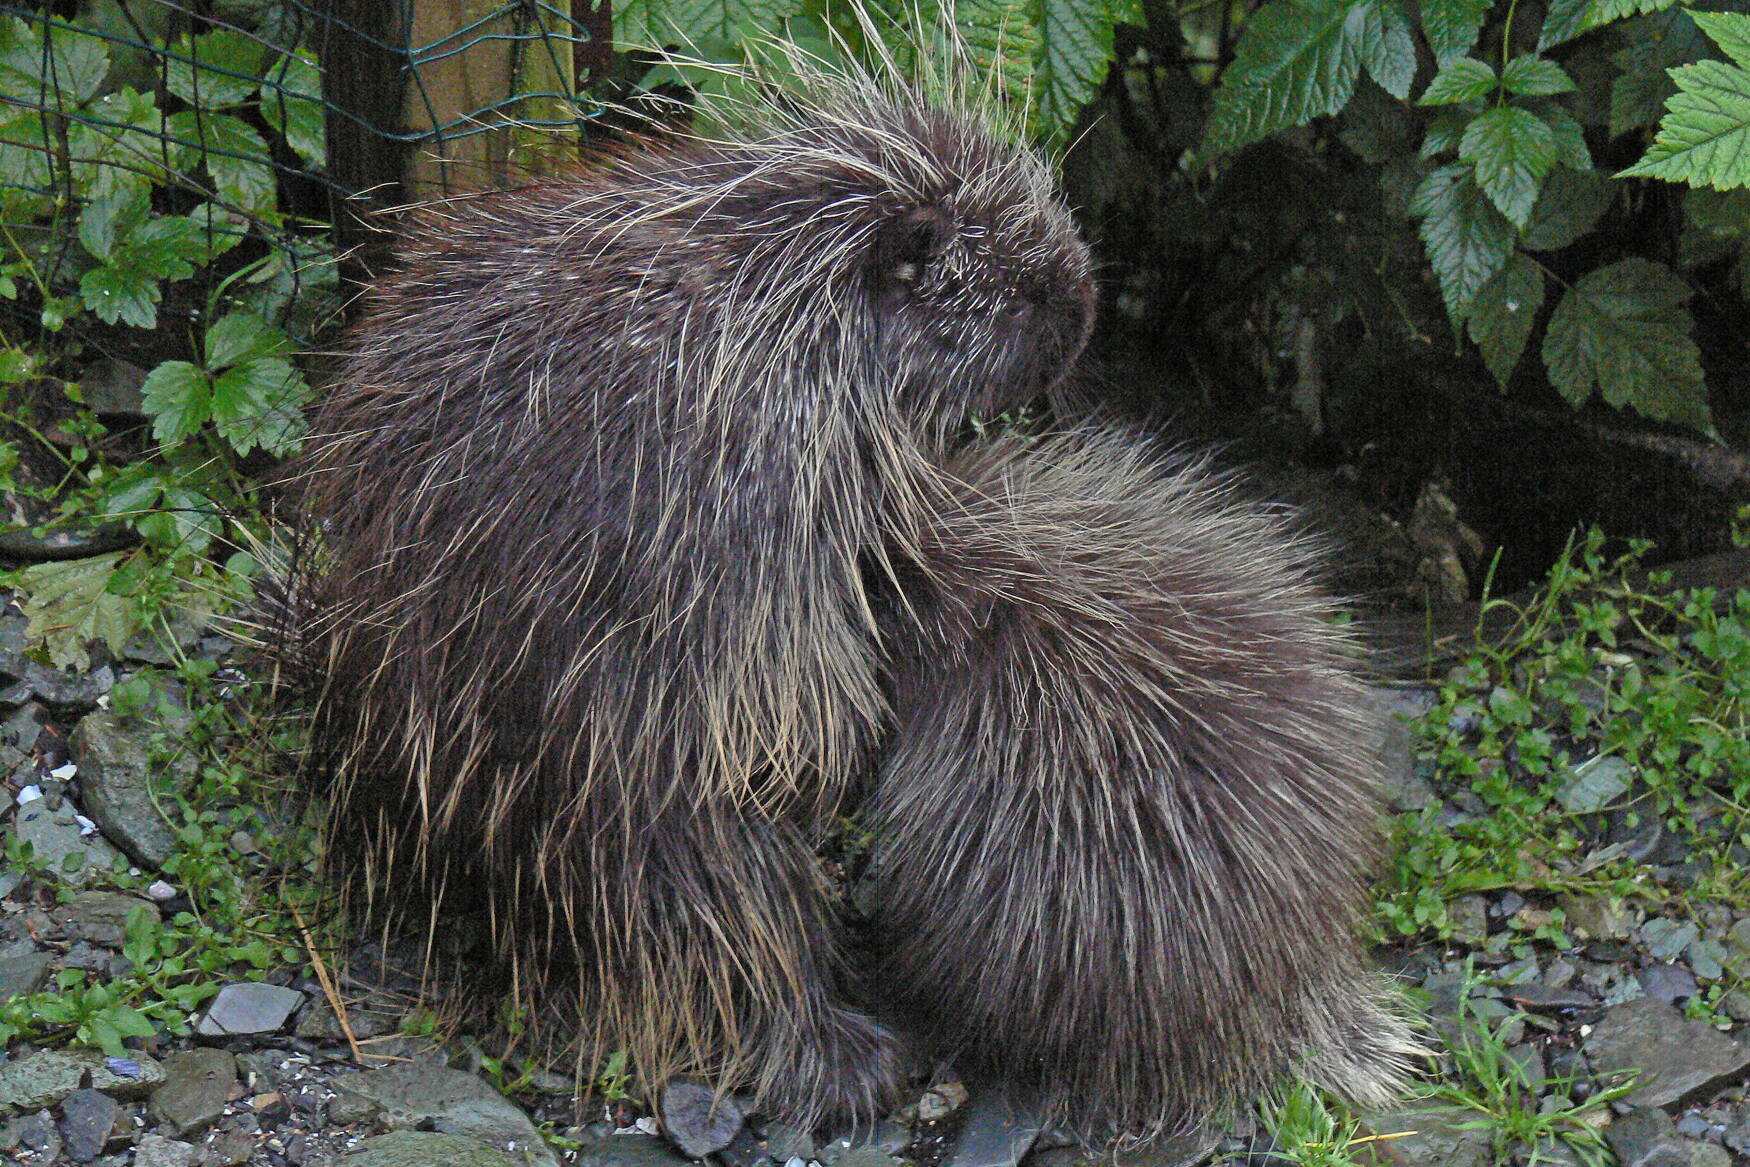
(763, 1008, 908, 1128)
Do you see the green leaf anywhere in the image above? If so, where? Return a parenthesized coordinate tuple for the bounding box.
(204, 313, 292, 369)
(17, 553, 137, 671)
(1537, 106, 1593, 170)
(0, 17, 110, 105)
(1412, 163, 1517, 319)
(1029, 0, 1129, 147)
(1421, 0, 1492, 63)
(79, 264, 159, 329)
(141, 360, 211, 446)
(164, 30, 266, 107)
(1460, 106, 1559, 227)
(194, 115, 276, 214)
(1523, 167, 1617, 250)
(1592, 0, 1682, 23)
(68, 87, 166, 196)
(77, 186, 150, 262)
(1542, 258, 1710, 429)
(259, 50, 326, 166)
(1202, 0, 1373, 153)
(1539, 0, 1599, 51)
(1501, 55, 1578, 96)
(1422, 103, 1483, 158)
(141, 485, 220, 554)
(1618, 59, 1750, 190)
(1696, 11, 1750, 69)
(1358, 0, 1417, 100)
(211, 358, 310, 456)
(1418, 57, 1497, 105)
(1610, 10, 1715, 136)
(1466, 252, 1545, 386)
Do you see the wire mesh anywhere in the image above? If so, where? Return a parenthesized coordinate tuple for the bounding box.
(0, 0, 601, 354)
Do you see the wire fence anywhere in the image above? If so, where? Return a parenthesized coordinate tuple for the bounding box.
(0, 0, 604, 353)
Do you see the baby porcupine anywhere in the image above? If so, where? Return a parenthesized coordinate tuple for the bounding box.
(299, 67, 1417, 1138)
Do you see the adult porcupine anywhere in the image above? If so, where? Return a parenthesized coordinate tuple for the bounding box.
(300, 67, 1417, 1137)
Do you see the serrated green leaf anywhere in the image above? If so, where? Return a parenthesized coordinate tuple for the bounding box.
(77, 186, 149, 262)
(1419, 57, 1497, 105)
(17, 553, 137, 671)
(615, 0, 800, 51)
(79, 265, 158, 329)
(0, 17, 109, 105)
(1524, 167, 1617, 250)
(1537, 106, 1593, 170)
(1593, 0, 1682, 23)
(204, 312, 292, 369)
(211, 358, 310, 456)
(1610, 10, 1714, 136)
(112, 217, 208, 285)
(194, 115, 276, 214)
(69, 87, 166, 196)
(140, 485, 219, 554)
(1412, 163, 1517, 319)
(1619, 59, 1750, 190)
(140, 360, 211, 446)
(260, 51, 325, 167)
(1539, 0, 1598, 51)
(164, 30, 265, 107)
(1460, 106, 1559, 226)
(1202, 0, 1369, 153)
(1542, 258, 1710, 429)
(1502, 55, 1578, 96)
(1024, 0, 1129, 146)
(1422, 103, 1484, 158)
(1421, 0, 1492, 63)
(1358, 0, 1417, 99)
(1695, 12, 1750, 70)
(1466, 252, 1546, 385)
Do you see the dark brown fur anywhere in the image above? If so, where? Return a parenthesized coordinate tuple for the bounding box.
(300, 73, 1415, 1138)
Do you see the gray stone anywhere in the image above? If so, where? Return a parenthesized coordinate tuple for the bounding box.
(1356, 1106, 1492, 1167)
(1109, 1128, 1218, 1167)
(1446, 894, 1490, 946)
(1638, 962, 1699, 1004)
(196, 982, 305, 1036)
(0, 1047, 165, 1112)
(575, 1133, 693, 1167)
(0, 648, 102, 710)
(1688, 1141, 1733, 1167)
(1606, 1107, 1693, 1167)
(1367, 686, 1438, 812)
(1561, 894, 1636, 941)
(659, 1080, 743, 1158)
(9, 799, 123, 884)
(134, 1132, 198, 1167)
(339, 1130, 523, 1167)
(0, 950, 53, 997)
(1586, 997, 1750, 1107)
(329, 1064, 556, 1167)
(57, 1087, 121, 1162)
(757, 1122, 816, 1161)
(944, 1092, 1046, 1167)
(55, 890, 158, 949)
(148, 1048, 238, 1137)
(7, 1109, 60, 1158)
(69, 709, 195, 868)
(199, 1125, 256, 1166)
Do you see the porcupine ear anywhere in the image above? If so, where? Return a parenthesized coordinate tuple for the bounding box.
(872, 205, 954, 302)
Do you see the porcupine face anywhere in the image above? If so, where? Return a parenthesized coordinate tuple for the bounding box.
(866, 164, 1098, 428)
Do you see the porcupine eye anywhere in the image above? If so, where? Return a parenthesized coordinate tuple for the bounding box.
(872, 205, 954, 305)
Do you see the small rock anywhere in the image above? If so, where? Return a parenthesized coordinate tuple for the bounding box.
(55, 889, 158, 948)
(196, 982, 305, 1036)
(135, 1132, 199, 1167)
(659, 1080, 743, 1159)
(1607, 1106, 1694, 1167)
(1356, 1106, 1492, 1167)
(943, 1092, 1045, 1167)
(9, 799, 124, 884)
(329, 1063, 556, 1167)
(341, 1129, 522, 1167)
(1688, 1141, 1733, 1167)
(0, 1047, 166, 1111)
(1562, 895, 1636, 941)
(149, 1048, 239, 1138)
(1586, 997, 1750, 1108)
(0, 648, 103, 709)
(7, 1110, 61, 1159)
(1637, 962, 1699, 1004)
(69, 709, 196, 868)
(57, 1087, 122, 1162)
(1447, 894, 1490, 945)
(199, 1126, 256, 1166)
(756, 1122, 816, 1161)
(0, 950, 53, 997)
(575, 1133, 693, 1167)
